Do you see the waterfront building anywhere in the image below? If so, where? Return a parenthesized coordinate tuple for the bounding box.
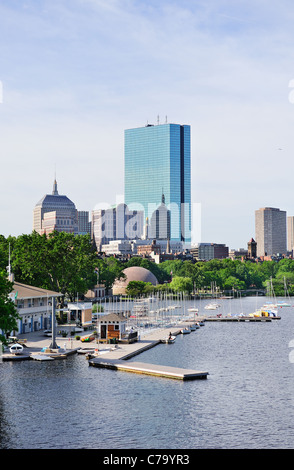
(255, 207, 287, 257)
(97, 313, 127, 342)
(124, 122, 191, 244)
(190, 243, 229, 261)
(67, 302, 93, 327)
(33, 179, 78, 235)
(91, 203, 144, 251)
(9, 280, 61, 334)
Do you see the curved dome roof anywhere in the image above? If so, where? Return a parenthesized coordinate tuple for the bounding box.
(113, 266, 158, 294)
(122, 266, 158, 285)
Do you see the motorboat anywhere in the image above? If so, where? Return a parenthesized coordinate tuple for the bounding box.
(180, 327, 191, 334)
(163, 335, 176, 344)
(190, 324, 197, 331)
(9, 343, 24, 355)
(204, 303, 220, 310)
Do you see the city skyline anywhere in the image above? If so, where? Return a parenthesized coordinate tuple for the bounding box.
(1, 1, 294, 249)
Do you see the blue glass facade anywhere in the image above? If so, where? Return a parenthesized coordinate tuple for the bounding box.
(124, 123, 191, 242)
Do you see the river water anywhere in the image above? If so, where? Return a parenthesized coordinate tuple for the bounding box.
(1, 297, 294, 450)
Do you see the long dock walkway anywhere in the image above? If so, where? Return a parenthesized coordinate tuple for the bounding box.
(88, 325, 209, 380)
(89, 357, 208, 380)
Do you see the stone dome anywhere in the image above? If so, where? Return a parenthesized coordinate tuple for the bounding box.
(112, 266, 158, 295)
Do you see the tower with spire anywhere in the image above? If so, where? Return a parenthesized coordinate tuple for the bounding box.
(52, 179, 59, 196)
(33, 178, 78, 235)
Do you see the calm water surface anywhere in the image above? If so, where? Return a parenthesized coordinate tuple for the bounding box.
(1, 297, 294, 449)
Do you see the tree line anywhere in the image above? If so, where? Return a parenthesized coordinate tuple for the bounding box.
(1, 231, 294, 342)
(0, 232, 294, 300)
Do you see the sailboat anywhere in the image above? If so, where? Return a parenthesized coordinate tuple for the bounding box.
(276, 277, 292, 307)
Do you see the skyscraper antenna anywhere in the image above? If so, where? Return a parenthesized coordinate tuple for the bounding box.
(157, 115, 160, 125)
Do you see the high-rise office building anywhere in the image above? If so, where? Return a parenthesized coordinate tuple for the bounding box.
(149, 193, 171, 240)
(287, 216, 294, 254)
(33, 179, 78, 235)
(78, 211, 91, 235)
(124, 122, 191, 243)
(255, 207, 287, 257)
(91, 203, 144, 251)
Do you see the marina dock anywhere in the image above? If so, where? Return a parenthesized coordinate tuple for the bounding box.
(1, 324, 209, 380)
(88, 326, 209, 380)
(203, 315, 280, 322)
(89, 357, 208, 380)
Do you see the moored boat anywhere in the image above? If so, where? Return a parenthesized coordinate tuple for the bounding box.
(204, 303, 220, 310)
(163, 335, 176, 344)
(180, 327, 191, 334)
(9, 343, 24, 355)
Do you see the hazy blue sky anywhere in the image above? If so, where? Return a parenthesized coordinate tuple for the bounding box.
(1, 0, 294, 248)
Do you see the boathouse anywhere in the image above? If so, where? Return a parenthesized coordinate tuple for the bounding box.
(97, 313, 130, 342)
(67, 302, 93, 326)
(9, 281, 62, 334)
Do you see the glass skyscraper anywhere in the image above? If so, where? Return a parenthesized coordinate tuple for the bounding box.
(124, 123, 191, 243)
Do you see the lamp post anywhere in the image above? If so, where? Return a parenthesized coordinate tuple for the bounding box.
(49, 296, 58, 349)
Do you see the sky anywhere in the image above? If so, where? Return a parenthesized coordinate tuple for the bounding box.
(1, 0, 294, 249)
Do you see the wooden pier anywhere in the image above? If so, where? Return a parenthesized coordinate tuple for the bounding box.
(89, 357, 208, 380)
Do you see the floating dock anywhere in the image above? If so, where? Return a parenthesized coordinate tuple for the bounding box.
(89, 357, 208, 380)
(88, 326, 209, 380)
(203, 316, 280, 322)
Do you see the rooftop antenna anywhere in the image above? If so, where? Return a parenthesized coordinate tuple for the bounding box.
(165, 115, 168, 123)
(157, 115, 160, 125)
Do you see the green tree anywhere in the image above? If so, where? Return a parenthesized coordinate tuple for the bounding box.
(0, 271, 20, 345)
(222, 275, 246, 291)
(12, 231, 98, 301)
(97, 256, 125, 292)
(126, 280, 152, 297)
(169, 276, 193, 294)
